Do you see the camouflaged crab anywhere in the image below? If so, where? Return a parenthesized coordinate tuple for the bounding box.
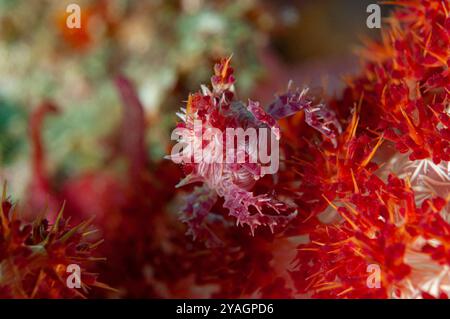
(169, 57, 341, 239)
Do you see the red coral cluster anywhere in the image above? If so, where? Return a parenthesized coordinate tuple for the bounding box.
(342, 0, 449, 163)
(0, 188, 109, 298)
(168, 0, 450, 299)
(285, 0, 450, 298)
(293, 173, 450, 298)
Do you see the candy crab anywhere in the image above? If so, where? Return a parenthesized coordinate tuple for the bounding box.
(168, 57, 342, 239)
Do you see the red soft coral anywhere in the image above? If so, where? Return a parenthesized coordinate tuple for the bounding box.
(343, 0, 450, 163)
(0, 187, 111, 298)
(293, 172, 450, 298)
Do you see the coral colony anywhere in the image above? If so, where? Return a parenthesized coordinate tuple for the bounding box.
(0, 185, 112, 298)
(0, 0, 449, 299)
(168, 57, 342, 237)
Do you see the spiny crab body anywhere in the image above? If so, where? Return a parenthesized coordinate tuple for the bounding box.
(169, 57, 341, 239)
